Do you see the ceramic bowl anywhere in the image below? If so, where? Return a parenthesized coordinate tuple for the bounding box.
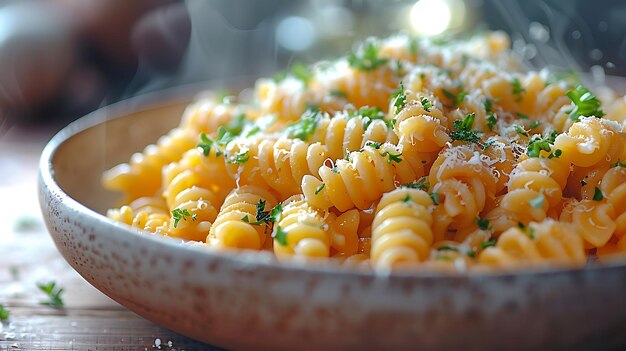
(39, 87, 626, 351)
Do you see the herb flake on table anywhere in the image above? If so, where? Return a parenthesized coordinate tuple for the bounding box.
(37, 281, 65, 308)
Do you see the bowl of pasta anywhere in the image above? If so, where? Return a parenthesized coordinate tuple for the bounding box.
(39, 31, 626, 351)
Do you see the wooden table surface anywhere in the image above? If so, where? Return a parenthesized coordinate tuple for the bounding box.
(0, 125, 223, 351)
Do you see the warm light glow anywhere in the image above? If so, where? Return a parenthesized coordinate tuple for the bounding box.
(409, 0, 451, 36)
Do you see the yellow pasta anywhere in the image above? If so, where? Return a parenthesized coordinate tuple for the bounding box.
(103, 31, 626, 271)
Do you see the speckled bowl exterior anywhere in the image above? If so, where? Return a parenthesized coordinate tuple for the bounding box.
(39, 88, 626, 351)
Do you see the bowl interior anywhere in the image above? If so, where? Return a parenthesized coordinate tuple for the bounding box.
(51, 99, 189, 213)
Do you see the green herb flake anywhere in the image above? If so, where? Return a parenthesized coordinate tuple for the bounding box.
(484, 98, 495, 113)
(514, 125, 529, 137)
(272, 226, 288, 246)
(0, 304, 9, 321)
(548, 149, 562, 159)
(593, 187, 604, 201)
(442, 88, 467, 106)
(197, 133, 222, 157)
(315, 184, 326, 195)
(476, 218, 491, 231)
(420, 97, 432, 112)
(172, 208, 196, 228)
(529, 193, 545, 208)
(391, 82, 407, 113)
(429, 192, 440, 205)
(367, 141, 383, 149)
(330, 90, 348, 99)
(348, 40, 389, 71)
(243, 200, 283, 227)
(486, 114, 497, 131)
(227, 150, 250, 164)
(37, 281, 64, 308)
(566, 85, 605, 121)
(437, 245, 459, 252)
(529, 121, 541, 129)
(291, 63, 313, 87)
(450, 113, 480, 144)
(581, 179, 587, 186)
(612, 161, 626, 168)
(402, 194, 412, 203)
(481, 239, 497, 249)
(526, 134, 553, 158)
(285, 110, 321, 141)
(380, 150, 403, 164)
(403, 177, 430, 191)
(512, 78, 526, 101)
(466, 250, 476, 258)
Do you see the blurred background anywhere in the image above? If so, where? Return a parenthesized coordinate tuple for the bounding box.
(0, 0, 624, 132)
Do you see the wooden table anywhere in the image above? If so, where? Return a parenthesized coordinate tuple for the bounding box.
(0, 125, 223, 351)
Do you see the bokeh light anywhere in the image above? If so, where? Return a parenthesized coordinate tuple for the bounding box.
(276, 16, 315, 51)
(409, 0, 451, 36)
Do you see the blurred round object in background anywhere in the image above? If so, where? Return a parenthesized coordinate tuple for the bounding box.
(0, 2, 75, 110)
(131, 2, 191, 73)
(276, 16, 315, 52)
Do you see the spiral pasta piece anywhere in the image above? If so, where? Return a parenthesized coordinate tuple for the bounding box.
(303, 143, 422, 212)
(370, 188, 434, 268)
(272, 195, 331, 258)
(207, 186, 278, 250)
(102, 127, 198, 202)
(478, 220, 586, 268)
(107, 196, 171, 235)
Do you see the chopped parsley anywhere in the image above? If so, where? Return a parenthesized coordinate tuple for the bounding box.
(526, 134, 553, 158)
(529, 193, 545, 208)
(442, 88, 467, 106)
(272, 226, 288, 246)
(0, 304, 8, 321)
(484, 98, 495, 112)
(172, 208, 196, 228)
(514, 125, 529, 137)
(408, 38, 419, 55)
(348, 106, 394, 129)
(380, 150, 403, 164)
(476, 218, 491, 231)
(581, 180, 587, 186)
(481, 239, 497, 249)
(486, 114, 497, 131)
(37, 281, 65, 308)
(197, 133, 222, 157)
(315, 184, 326, 195)
(291, 63, 313, 87)
(511, 77, 525, 101)
(402, 194, 412, 203)
(548, 149, 562, 159)
(612, 161, 626, 168)
(450, 113, 480, 144)
(429, 192, 440, 205)
(285, 110, 321, 141)
(330, 90, 348, 98)
(529, 121, 541, 129)
(420, 97, 432, 112)
(593, 187, 604, 201)
(367, 141, 383, 149)
(403, 177, 430, 191)
(215, 113, 247, 146)
(518, 222, 535, 239)
(273, 63, 313, 87)
(391, 82, 407, 113)
(567, 85, 605, 121)
(437, 245, 459, 252)
(242, 200, 282, 226)
(347, 40, 389, 71)
(227, 150, 250, 164)
(331, 166, 340, 174)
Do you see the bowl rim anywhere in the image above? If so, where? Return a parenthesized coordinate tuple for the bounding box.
(39, 82, 626, 281)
